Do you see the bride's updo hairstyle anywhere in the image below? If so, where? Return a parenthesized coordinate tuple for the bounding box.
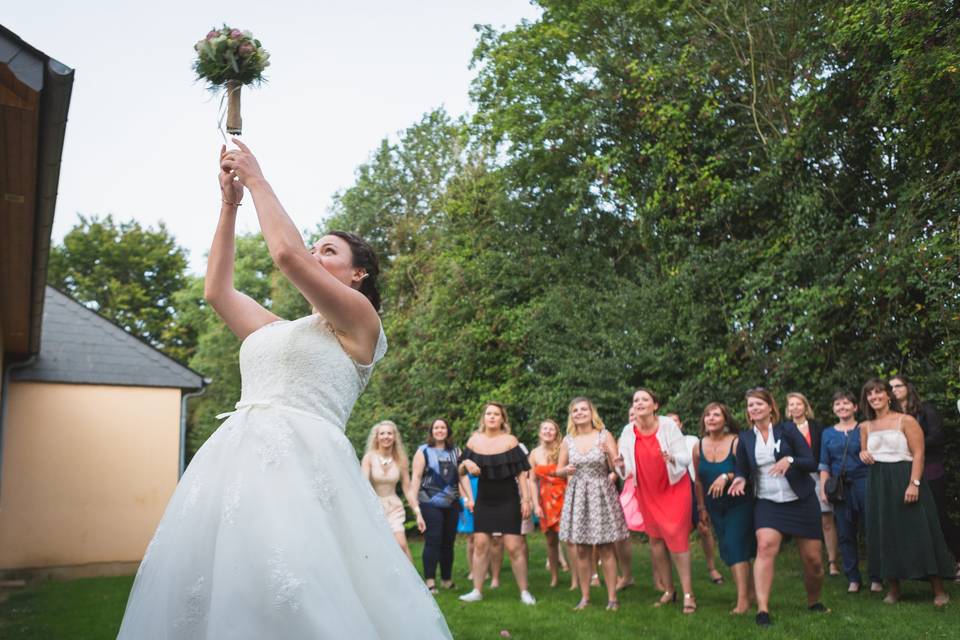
(329, 230, 381, 312)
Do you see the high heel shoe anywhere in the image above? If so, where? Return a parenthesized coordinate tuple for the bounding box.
(682, 594, 697, 615)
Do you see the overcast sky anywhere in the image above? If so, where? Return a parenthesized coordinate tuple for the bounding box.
(5, 1, 540, 272)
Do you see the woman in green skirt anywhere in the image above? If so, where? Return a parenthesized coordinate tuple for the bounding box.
(859, 378, 954, 607)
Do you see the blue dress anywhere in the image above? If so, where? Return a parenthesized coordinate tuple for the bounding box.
(457, 475, 479, 534)
(698, 437, 756, 566)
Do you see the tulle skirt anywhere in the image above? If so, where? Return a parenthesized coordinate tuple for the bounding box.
(117, 403, 451, 639)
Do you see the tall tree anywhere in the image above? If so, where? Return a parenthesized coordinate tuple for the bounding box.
(48, 214, 192, 359)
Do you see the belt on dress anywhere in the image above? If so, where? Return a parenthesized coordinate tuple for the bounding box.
(215, 400, 330, 423)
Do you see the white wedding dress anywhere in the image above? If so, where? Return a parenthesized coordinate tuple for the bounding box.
(118, 315, 452, 639)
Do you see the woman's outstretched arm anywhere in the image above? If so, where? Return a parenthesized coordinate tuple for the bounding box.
(204, 145, 280, 340)
(219, 139, 380, 358)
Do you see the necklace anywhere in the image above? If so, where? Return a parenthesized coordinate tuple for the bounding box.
(377, 455, 393, 467)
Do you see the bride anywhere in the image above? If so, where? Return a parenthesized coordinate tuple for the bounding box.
(117, 140, 452, 639)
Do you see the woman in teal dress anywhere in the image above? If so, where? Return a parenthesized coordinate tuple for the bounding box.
(693, 402, 756, 614)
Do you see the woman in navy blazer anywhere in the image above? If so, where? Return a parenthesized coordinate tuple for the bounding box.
(729, 389, 827, 627)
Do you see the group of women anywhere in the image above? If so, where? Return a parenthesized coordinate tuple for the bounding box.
(363, 379, 957, 627)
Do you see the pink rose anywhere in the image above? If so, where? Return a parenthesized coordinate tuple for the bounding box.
(230, 29, 244, 39)
(238, 42, 255, 57)
(206, 30, 218, 41)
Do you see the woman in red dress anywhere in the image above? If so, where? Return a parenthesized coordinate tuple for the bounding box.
(619, 388, 696, 613)
(530, 419, 575, 588)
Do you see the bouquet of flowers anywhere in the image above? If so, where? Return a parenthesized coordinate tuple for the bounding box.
(193, 26, 270, 135)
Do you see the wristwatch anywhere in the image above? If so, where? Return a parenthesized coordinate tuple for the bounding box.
(912, 479, 921, 487)
(785, 456, 795, 465)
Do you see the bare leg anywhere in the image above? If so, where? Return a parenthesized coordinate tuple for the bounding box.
(465, 534, 475, 579)
(566, 542, 579, 589)
(503, 534, 529, 592)
(697, 521, 722, 581)
(649, 537, 674, 602)
(591, 545, 601, 585)
(796, 537, 825, 606)
(574, 543, 593, 604)
(730, 561, 752, 613)
(393, 531, 413, 563)
(932, 576, 950, 606)
(754, 528, 783, 613)
(545, 531, 561, 587)
(615, 537, 634, 589)
(490, 535, 503, 587)
(822, 513, 839, 575)
(598, 543, 619, 604)
(471, 533, 492, 594)
(559, 541, 570, 571)
(885, 577, 901, 603)
(668, 549, 695, 612)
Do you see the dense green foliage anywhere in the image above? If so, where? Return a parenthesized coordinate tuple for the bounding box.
(48, 1, 959, 504)
(335, 0, 960, 450)
(2, 536, 958, 638)
(48, 214, 192, 361)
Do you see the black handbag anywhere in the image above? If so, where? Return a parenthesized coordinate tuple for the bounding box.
(825, 427, 854, 504)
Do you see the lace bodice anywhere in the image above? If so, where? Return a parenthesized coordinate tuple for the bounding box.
(237, 315, 387, 429)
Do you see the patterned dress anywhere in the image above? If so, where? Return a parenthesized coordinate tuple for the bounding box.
(559, 430, 629, 545)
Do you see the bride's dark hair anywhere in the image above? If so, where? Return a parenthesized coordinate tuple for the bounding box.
(328, 231, 381, 312)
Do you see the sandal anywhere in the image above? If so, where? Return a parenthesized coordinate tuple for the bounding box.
(653, 591, 676, 607)
(616, 577, 635, 592)
(573, 598, 590, 611)
(828, 560, 841, 576)
(883, 592, 900, 605)
(847, 582, 861, 594)
(682, 593, 697, 614)
(934, 594, 950, 608)
(606, 600, 620, 611)
(808, 602, 830, 613)
(870, 581, 884, 593)
(709, 569, 725, 585)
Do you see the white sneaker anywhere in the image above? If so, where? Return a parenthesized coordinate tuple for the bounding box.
(459, 589, 483, 602)
(520, 590, 537, 606)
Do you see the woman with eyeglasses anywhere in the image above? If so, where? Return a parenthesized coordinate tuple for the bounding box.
(728, 388, 826, 627)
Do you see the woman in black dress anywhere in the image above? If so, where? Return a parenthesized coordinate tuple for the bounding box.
(458, 402, 536, 605)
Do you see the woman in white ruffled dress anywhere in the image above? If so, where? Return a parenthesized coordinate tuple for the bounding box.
(117, 141, 451, 639)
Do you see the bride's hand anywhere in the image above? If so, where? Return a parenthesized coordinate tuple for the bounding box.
(219, 145, 244, 206)
(220, 138, 265, 188)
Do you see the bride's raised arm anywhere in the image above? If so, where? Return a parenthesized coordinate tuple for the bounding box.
(204, 144, 281, 340)
(220, 139, 381, 361)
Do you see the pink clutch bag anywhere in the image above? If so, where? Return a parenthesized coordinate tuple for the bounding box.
(619, 476, 645, 532)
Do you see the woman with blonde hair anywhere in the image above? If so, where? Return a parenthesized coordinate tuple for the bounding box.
(458, 402, 536, 605)
(362, 420, 425, 562)
(786, 392, 840, 577)
(558, 397, 628, 610)
(530, 419, 576, 588)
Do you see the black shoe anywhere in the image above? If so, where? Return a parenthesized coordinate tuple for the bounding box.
(756, 612, 772, 627)
(808, 602, 829, 613)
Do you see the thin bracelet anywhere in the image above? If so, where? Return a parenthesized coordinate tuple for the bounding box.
(222, 200, 242, 207)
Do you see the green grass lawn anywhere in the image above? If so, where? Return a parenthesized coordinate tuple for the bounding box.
(1, 533, 957, 639)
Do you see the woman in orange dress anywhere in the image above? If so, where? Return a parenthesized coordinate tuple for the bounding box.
(530, 419, 576, 588)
